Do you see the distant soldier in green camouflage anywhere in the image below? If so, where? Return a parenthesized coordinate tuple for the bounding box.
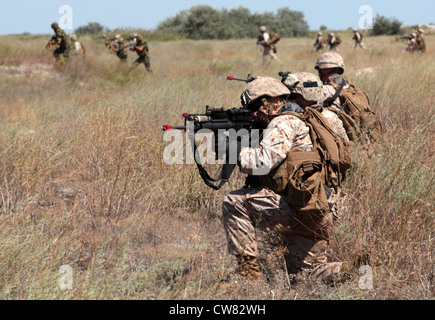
(46, 22, 71, 64)
(130, 34, 152, 72)
(104, 34, 128, 63)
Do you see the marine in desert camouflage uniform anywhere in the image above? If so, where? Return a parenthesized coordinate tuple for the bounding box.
(352, 29, 366, 50)
(313, 32, 326, 51)
(315, 52, 348, 112)
(327, 33, 340, 51)
(416, 28, 426, 53)
(403, 33, 417, 53)
(222, 75, 347, 280)
(257, 26, 279, 64)
(70, 34, 86, 55)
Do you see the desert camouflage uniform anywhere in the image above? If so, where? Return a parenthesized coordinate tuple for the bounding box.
(258, 26, 279, 64)
(314, 32, 326, 51)
(352, 30, 366, 49)
(327, 33, 340, 52)
(222, 112, 344, 274)
(70, 34, 85, 55)
(416, 28, 426, 53)
(404, 33, 417, 52)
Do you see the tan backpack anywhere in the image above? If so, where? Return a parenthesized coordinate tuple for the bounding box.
(325, 75, 382, 144)
(283, 107, 352, 216)
(245, 106, 351, 216)
(267, 32, 280, 46)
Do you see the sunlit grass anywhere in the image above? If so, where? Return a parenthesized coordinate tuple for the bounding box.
(0, 33, 434, 299)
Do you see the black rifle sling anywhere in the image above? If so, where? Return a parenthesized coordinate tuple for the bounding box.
(193, 139, 237, 190)
(323, 75, 347, 108)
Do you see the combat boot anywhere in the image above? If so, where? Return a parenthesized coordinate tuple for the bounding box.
(236, 255, 262, 279)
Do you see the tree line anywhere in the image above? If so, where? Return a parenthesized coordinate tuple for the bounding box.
(74, 7, 406, 40)
(155, 6, 309, 39)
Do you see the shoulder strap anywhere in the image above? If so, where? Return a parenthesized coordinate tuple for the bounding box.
(323, 75, 347, 108)
(193, 138, 238, 190)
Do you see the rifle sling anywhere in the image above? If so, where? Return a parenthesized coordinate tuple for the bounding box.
(324, 76, 347, 109)
(193, 140, 237, 191)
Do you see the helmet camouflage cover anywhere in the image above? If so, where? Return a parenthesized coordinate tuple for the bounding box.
(289, 72, 324, 102)
(315, 52, 345, 73)
(241, 77, 290, 107)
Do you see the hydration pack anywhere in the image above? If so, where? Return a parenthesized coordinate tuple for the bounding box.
(325, 75, 382, 144)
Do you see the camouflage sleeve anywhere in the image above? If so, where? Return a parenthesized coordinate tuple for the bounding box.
(321, 110, 350, 142)
(320, 84, 342, 109)
(238, 115, 313, 175)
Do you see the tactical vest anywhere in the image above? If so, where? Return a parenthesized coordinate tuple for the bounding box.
(267, 32, 280, 46)
(326, 75, 382, 144)
(246, 106, 352, 215)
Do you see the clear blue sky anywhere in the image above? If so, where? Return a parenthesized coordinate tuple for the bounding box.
(0, 0, 433, 35)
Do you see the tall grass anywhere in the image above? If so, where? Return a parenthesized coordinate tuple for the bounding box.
(0, 34, 433, 299)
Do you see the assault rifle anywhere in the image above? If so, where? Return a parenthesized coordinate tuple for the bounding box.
(226, 74, 257, 83)
(45, 35, 57, 49)
(124, 36, 137, 50)
(163, 105, 259, 190)
(400, 35, 412, 41)
(102, 35, 118, 50)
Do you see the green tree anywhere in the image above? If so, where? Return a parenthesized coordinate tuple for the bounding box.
(371, 15, 404, 35)
(275, 7, 309, 37)
(75, 22, 106, 35)
(184, 5, 229, 40)
(156, 6, 309, 40)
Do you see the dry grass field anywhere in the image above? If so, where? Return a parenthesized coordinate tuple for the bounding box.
(0, 32, 434, 300)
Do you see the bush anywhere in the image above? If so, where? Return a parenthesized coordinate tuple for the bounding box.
(75, 22, 106, 35)
(370, 15, 404, 36)
(157, 5, 309, 39)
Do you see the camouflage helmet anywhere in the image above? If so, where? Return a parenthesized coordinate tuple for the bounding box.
(241, 77, 290, 107)
(315, 52, 345, 74)
(70, 34, 77, 41)
(51, 22, 59, 29)
(289, 72, 324, 102)
(259, 26, 267, 32)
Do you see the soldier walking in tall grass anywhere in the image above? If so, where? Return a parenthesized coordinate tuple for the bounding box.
(130, 34, 152, 73)
(46, 22, 71, 66)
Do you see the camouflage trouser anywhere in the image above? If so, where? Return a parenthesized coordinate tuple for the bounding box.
(53, 45, 70, 61)
(354, 41, 366, 49)
(133, 54, 152, 72)
(222, 187, 336, 272)
(262, 46, 278, 64)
